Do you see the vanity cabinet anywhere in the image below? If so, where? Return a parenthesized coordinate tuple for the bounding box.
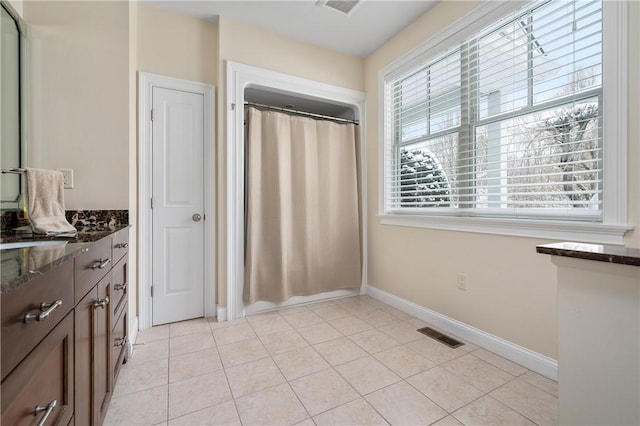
(1, 227, 129, 426)
(75, 228, 129, 426)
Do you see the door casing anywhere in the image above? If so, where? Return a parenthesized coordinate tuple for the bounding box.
(225, 61, 367, 321)
(138, 72, 215, 330)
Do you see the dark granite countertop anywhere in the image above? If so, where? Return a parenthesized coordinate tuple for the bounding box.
(536, 242, 640, 267)
(1, 224, 129, 295)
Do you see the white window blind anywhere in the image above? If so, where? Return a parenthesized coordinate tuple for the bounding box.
(385, 0, 603, 221)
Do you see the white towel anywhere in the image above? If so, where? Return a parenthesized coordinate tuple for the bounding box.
(25, 168, 77, 236)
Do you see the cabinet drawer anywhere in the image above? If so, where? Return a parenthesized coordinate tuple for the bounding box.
(1, 261, 73, 380)
(1, 312, 74, 426)
(111, 308, 127, 383)
(111, 256, 128, 324)
(112, 228, 129, 264)
(74, 238, 112, 303)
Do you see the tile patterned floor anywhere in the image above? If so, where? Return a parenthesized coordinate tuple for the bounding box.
(105, 295, 558, 426)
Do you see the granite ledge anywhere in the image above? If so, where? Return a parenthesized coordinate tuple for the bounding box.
(1, 242, 89, 295)
(536, 242, 640, 267)
(1, 224, 130, 295)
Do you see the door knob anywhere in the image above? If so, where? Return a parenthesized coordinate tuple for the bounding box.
(192, 214, 202, 222)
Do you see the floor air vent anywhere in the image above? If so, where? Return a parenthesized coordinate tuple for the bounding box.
(417, 327, 464, 348)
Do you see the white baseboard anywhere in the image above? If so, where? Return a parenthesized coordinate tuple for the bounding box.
(244, 289, 360, 316)
(366, 285, 558, 380)
(126, 316, 139, 359)
(216, 290, 361, 322)
(216, 307, 228, 322)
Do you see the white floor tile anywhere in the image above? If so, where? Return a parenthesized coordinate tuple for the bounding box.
(107, 297, 558, 426)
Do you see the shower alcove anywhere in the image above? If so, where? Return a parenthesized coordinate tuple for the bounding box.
(225, 61, 367, 321)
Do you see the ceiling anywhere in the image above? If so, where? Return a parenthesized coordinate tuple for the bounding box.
(147, 0, 439, 57)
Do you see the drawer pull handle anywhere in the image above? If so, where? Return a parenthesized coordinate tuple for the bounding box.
(115, 242, 129, 249)
(24, 300, 63, 323)
(114, 337, 126, 347)
(90, 258, 111, 270)
(114, 283, 127, 291)
(34, 399, 57, 426)
(93, 297, 110, 309)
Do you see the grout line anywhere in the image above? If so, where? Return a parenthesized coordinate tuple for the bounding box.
(165, 370, 170, 424)
(211, 347, 239, 424)
(448, 391, 491, 418)
(307, 393, 362, 421)
(477, 394, 543, 426)
(164, 346, 171, 424)
(267, 353, 314, 420)
(403, 369, 466, 416)
(468, 349, 530, 378)
(487, 391, 545, 426)
(109, 381, 169, 402)
(519, 375, 559, 398)
(231, 398, 243, 426)
(112, 299, 557, 425)
(488, 377, 556, 425)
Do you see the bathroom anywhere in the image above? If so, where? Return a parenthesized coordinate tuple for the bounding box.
(1, 0, 639, 425)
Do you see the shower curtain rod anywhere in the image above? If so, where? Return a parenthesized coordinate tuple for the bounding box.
(244, 102, 359, 125)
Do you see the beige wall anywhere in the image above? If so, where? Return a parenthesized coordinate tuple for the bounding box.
(136, 3, 218, 86)
(365, 1, 640, 359)
(215, 16, 365, 305)
(24, 1, 129, 210)
(218, 16, 364, 92)
(24, 0, 134, 334)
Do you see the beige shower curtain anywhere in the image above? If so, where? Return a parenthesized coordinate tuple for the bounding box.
(244, 107, 361, 304)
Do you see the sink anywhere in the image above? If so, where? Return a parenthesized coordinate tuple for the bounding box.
(0, 241, 68, 250)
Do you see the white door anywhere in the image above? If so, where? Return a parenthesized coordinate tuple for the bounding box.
(151, 87, 205, 325)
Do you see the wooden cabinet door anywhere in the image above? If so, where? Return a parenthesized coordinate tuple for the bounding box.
(111, 256, 128, 324)
(74, 272, 112, 426)
(111, 307, 127, 383)
(74, 286, 96, 426)
(94, 273, 112, 425)
(1, 312, 74, 426)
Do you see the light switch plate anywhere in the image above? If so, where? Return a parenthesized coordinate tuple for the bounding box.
(57, 168, 74, 189)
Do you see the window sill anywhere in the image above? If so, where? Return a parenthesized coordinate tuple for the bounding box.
(378, 214, 633, 245)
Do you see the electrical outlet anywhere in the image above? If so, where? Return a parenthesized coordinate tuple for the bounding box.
(57, 168, 74, 189)
(457, 273, 468, 290)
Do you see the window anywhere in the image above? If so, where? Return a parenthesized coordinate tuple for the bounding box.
(380, 0, 630, 243)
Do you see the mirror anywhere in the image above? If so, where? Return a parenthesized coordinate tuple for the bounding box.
(1, 1, 25, 208)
